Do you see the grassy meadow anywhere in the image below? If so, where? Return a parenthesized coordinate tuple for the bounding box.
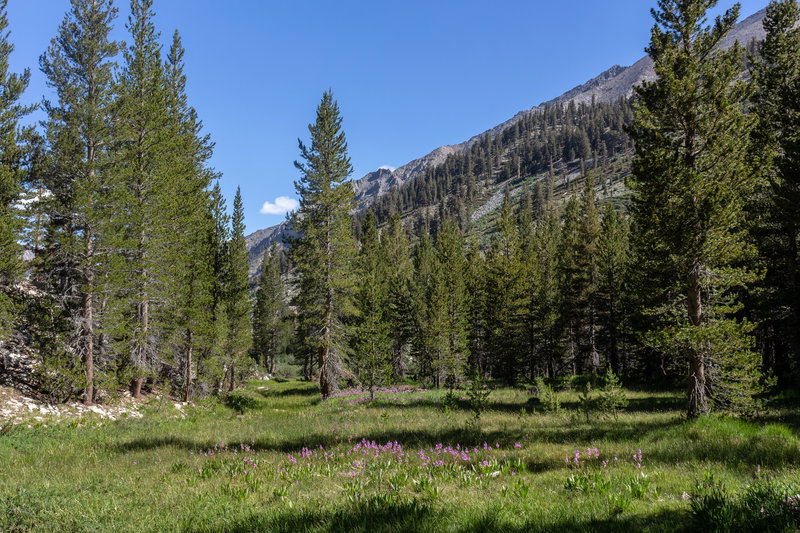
(1, 380, 799, 532)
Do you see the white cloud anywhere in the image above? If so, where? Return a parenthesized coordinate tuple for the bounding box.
(260, 196, 299, 215)
(379, 165, 396, 172)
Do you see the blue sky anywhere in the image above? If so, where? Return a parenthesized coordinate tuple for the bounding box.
(7, 0, 767, 234)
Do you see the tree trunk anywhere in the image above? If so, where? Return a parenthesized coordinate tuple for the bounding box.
(185, 329, 193, 402)
(131, 296, 149, 399)
(687, 268, 706, 418)
(787, 235, 800, 377)
(83, 225, 94, 406)
(318, 344, 329, 398)
(130, 377, 144, 398)
(609, 291, 620, 374)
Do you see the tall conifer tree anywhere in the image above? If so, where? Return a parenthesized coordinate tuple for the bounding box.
(252, 244, 284, 375)
(465, 239, 487, 375)
(559, 197, 582, 374)
(352, 212, 391, 398)
(381, 214, 413, 381)
(111, 0, 168, 397)
(485, 189, 524, 384)
(224, 187, 252, 390)
(0, 0, 32, 340)
(428, 220, 469, 388)
(596, 204, 630, 373)
(40, 0, 120, 404)
(628, 0, 763, 417)
(577, 173, 601, 369)
(751, 0, 800, 377)
(533, 211, 562, 377)
(290, 91, 357, 398)
(161, 30, 217, 401)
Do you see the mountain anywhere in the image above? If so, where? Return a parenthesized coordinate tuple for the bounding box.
(244, 6, 769, 276)
(244, 220, 294, 278)
(544, 6, 768, 107)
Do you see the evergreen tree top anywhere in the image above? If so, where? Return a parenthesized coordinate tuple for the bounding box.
(294, 90, 353, 201)
(40, 0, 120, 110)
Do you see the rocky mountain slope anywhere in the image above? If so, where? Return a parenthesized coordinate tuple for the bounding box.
(245, 6, 769, 276)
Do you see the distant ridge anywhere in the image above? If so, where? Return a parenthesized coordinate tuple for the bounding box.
(245, 6, 770, 276)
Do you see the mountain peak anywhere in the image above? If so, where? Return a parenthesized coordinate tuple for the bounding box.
(245, 6, 771, 276)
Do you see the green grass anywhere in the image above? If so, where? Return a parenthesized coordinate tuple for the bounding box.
(1, 381, 799, 532)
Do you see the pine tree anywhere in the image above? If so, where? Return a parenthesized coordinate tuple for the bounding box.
(290, 91, 357, 398)
(558, 197, 582, 374)
(0, 0, 32, 340)
(161, 30, 217, 401)
(40, 0, 120, 404)
(203, 181, 229, 391)
(411, 233, 436, 382)
(224, 187, 252, 391)
(381, 214, 413, 381)
(352, 212, 391, 398)
(485, 189, 524, 384)
(428, 219, 469, 389)
(598, 367, 628, 420)
(109, 0, 168, 398)
(518, 192, 538, 380)
(533, 211, 562, 377)
(252, 244, 284, 376)
(628, 0, 763, 417)
(596, 204, 630, 373)
(465, 239, 487, 375)
(576, 173, 601, 370)
(751, 0, 800, 379)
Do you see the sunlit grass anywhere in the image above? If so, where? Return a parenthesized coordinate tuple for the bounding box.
(0, 380, 798, 532)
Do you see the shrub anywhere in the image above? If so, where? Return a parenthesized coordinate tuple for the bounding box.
(467, 373, 491, 423)
(535, 376, 560, 413)
(598, 368, 628, 420)
(225, 390, 265, 413)
(690, 470, 800, 532)
(577, 383, 595, 423)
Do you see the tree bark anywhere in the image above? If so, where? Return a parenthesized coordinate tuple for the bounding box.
(687, 268, 706, 418)
(130, 377, 144, 398)
(185, 329, 192, 402)
(131, 295, 149, 399)
(787, 235, 800, 373)
(83, 225, 94, 405)
(318, 343, 329, 398)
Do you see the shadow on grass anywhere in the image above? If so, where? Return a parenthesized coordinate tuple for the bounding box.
(189, 499, 434, 533)
(645, 430, 800, 469)
(759, 410, 800, 436)
(559, 395, 684, 414)
(463, 507, 691, 533)
(363, 391, 683, 416)
(254, 386, 321, 399)
(186, 501, 690, 533)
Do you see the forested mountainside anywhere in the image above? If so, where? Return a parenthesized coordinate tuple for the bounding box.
(356, 97, 634, 242)
(244, 6, 769, 274)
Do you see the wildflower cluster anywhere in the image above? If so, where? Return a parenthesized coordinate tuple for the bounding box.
(282, 438, 523, 480)
(564, 447, 643, 471)
(632, 449, 643, 469)
(191, 440, 259, 479)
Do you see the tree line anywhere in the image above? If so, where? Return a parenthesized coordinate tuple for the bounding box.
(267, 0, 800, 418)
(0, 0, 251, 404)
